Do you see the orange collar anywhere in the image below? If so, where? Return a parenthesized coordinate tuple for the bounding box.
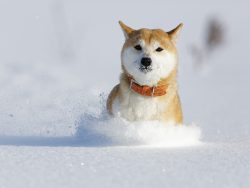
(127, 76, 168, 97)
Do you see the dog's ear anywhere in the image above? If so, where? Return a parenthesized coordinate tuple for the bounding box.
(119, 21, 135, 39)
(167, 23, 183, 43)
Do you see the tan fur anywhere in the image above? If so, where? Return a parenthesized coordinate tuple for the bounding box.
(107, 21, 183, 124)
(107, 84, 119, 115)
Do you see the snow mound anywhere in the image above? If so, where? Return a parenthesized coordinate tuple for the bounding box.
(76, 113, 202, 147)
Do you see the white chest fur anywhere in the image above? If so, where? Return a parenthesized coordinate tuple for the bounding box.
(112, 88, 167, 121)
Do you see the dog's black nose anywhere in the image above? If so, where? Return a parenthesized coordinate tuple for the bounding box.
(141, 57, 152, 67)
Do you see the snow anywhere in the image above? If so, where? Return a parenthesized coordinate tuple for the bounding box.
(0, 0, 250, 188)
(1, 143, 249, 188)
(77, 113, 202, 147)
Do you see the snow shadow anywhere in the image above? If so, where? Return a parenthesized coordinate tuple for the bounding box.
(0, 113, 202, 147)
(0, 136, 81, 147)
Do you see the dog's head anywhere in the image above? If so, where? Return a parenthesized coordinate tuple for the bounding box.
(120, 21, 183, 86)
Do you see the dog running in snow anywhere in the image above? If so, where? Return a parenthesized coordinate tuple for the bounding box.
(107, 21, 183, 124)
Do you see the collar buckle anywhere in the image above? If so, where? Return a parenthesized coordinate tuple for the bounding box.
(151, 86, 155, 97)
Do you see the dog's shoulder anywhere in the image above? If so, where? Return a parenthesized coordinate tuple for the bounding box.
(106, 84, 120, 115)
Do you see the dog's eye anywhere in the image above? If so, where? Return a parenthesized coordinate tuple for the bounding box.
(156, 47, 164, 52)
(134, 45, 142, 51)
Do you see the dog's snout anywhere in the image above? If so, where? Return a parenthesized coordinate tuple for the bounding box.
(141, 57, 152, 67)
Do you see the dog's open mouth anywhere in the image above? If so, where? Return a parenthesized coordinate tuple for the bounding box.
(139, 66, 152, 73)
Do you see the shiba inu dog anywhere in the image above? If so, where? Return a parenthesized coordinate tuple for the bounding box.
(107, 21, 183, 124)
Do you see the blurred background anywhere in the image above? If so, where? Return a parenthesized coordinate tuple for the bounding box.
(0, 0, 249, 141)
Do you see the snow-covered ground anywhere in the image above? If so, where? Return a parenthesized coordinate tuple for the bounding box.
(0, 0, 250, 187)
